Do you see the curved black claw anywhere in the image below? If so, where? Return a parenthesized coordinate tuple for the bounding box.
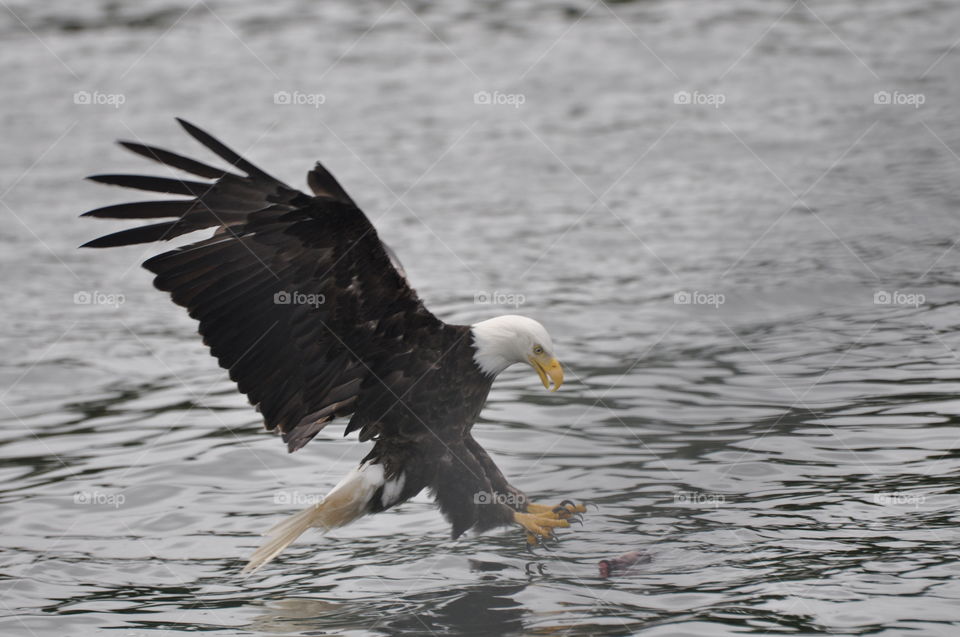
(536, 532, 559, 551)
(525, 532, 556, 552)
(549, 508, 583, 524)
(556, 499, 589, 515)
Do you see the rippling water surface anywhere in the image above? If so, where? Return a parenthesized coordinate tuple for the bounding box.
(3, 0, 960, 634)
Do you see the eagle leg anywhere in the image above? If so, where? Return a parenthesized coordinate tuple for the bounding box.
(513, 510, 570, 544)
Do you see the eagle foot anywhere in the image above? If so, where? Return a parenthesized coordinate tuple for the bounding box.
(514, 511, 570, 545)
(526, 500, 587, 520)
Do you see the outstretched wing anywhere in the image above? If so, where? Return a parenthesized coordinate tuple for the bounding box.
(83, 119, 459, 452)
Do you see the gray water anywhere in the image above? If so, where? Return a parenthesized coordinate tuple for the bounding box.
(3, 0, 960, 634)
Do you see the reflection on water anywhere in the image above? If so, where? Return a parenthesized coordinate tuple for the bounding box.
(250, 587, 529, 635)
(3, 0, 960, 634)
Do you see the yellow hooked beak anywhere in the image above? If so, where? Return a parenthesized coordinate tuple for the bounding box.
(528, 355, 564, 392)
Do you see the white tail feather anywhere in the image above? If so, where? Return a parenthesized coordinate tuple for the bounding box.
(242, 463, 384, 575)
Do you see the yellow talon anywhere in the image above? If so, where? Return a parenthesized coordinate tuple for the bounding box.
(514, 511, 570, 544)
(526, 503, 555, 515)
(527, 500, 587, 518)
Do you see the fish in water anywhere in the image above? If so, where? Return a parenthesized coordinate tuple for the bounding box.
(598, 550, 651, 577)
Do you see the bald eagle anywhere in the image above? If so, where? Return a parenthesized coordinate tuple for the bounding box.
(82, 120, 584, 573)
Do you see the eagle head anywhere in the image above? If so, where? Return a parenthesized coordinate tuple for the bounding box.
(470, 315, 564, 391)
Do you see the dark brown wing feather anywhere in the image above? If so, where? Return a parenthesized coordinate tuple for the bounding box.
(82, 119, 461, 452)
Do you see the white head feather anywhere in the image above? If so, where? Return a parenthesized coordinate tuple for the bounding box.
(470, 315, 556, 377)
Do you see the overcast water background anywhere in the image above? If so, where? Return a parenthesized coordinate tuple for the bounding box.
(3, 0, 960, 635)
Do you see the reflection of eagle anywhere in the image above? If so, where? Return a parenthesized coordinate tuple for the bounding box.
(83, 120, 584, 573)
